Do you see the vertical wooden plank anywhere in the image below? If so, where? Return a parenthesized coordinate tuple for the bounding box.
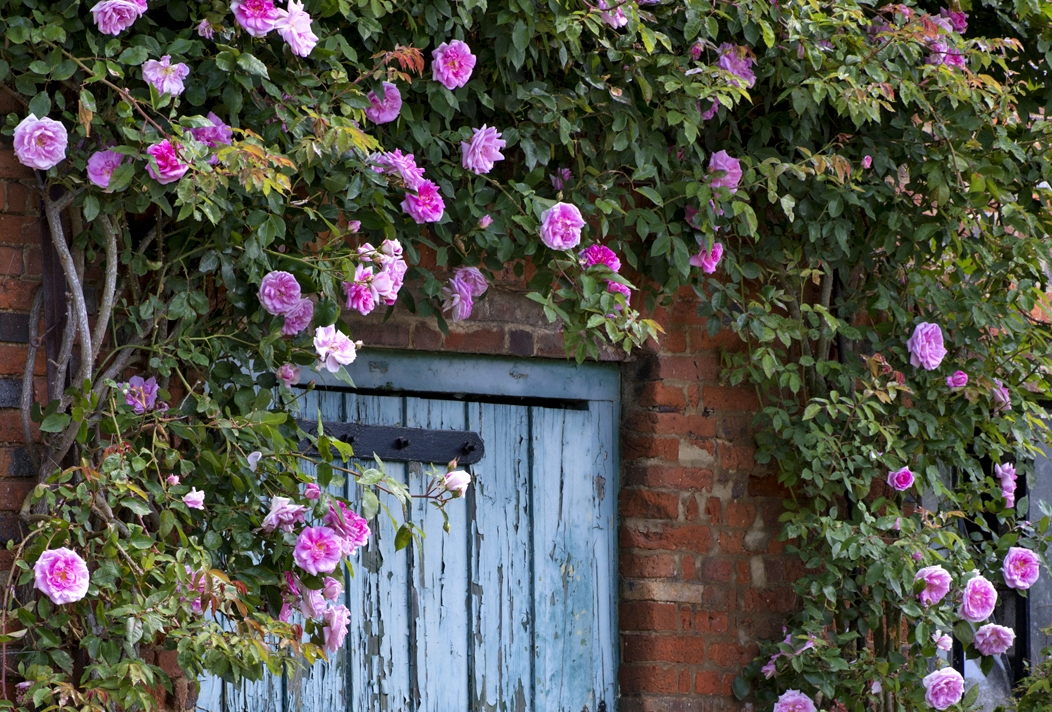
(468, 403, 533, 712)
(590, 400, 619, 709)
(405, 397, 470, 712)
(196, 674, 224, 711)
(530, 406, 599, 712)
(224, 673, 282, 712)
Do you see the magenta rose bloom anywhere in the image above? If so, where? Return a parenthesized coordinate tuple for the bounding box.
(281, 297, 313, 336)
(294, 526, 343, 575)
(581, 244, 621, 272)
(607, 281, 631, 310)
(184, 487, 205, 510)
(690, 242, 724, 274)
(231, 0, 281, 36)
(299, 586, 326, 619)
(478, 214, 493, 228)
(121, 375, 159, 414)
(324, 604, 351, 653)
(276, 363, 300, 388)
(461, 125, 506, 175)
(598, 0, 628, 28)
(14, 114, 68, 171)
(324, 501, 371, 555)
(87, 150, 124, 189)
(145, 140, 189, 185)
(401, 180, 445, 224)
(992, 379, 1011, 413)
(717, 43, 756, 88)
(914, 565, 952, 607)
(258, 271, 302, 315)
(34, 548, 90, 605)
(275, 0, 318, 57)
(927, 41, 966, 69)
(432, 40, 476, 90)
(371, 149, 425, 189)
(142, 55, 190, 96)
(550, 167, 572, 190)
(923, 668, 964, 710)
(540, 202, 585, 250)
(946, 370, 968, 388)
(261, 496, 308, 533)
(343, 271, 377, 316)
(708, 150, 742, 193)
(772, 690, 816, 712)
(197, 19, 216, 38)
(1003, 547, 1040, 590)
(303, 483, 321, 500)
(90, 0, 145, 35)
(441, 275, 475, 322)
(862, 155, 873, 169)
(452, 267, 488, 297)
(973, 624, 1015, 656)
(191, 112, 233, 149)
(906, 322, 947, 370)
(323, 576, 343, 601)
(959, 575, 997, 622)
(933, 632, 952, 651)
(996, 463, 1017, 508)
(314, 325, 357, 373)
(940, 8, 968, 33)
(364, 82, 402, 124)
(887, 466, 914, 492)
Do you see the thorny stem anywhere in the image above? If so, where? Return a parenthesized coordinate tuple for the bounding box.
(22, 287, 43, 472)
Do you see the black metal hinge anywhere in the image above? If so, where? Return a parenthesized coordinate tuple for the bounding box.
(298, 420, 485, 465)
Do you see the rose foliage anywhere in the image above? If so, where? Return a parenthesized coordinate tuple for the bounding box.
(1, 0, 1052, 709)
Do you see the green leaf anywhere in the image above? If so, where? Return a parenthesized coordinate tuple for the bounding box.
(82, 194, 100, 222)
(731, 675, 750, 700)
(394, 523, 412, 551)
(118, 46, 149, 66)
(28, 92, 51, 119)
(361, 489, 379, 520)
(636, 187, 663, 206)
(120, 498, 152, 516)
(237, 53, 270, 78)
(40, 413, 71, 433)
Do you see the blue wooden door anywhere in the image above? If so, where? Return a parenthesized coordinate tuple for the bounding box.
(198, 353, 620, 711)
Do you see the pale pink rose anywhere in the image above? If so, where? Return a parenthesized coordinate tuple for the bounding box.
(166, 474, 180, 486)
(184, 487, 205, 510)
(379, 260, 405, 305)
(364, 82, 402, 124)
(708, 150, 742, 192)
(231, 0, 281, 36)
(304, 483, 321, 500)
(461, 125, 506, 175)
(946, 370, 968, 388)
(973, 623, 1015, 656)
(940, 8, 968, 34)
(145, 139, 189, 185)
(323, 604, 351, 653)
(452, 267, 488, 297)
(262, 496, 308, 533)
(772, 690, 816, 712)
(478, 214, 493, 228)
(90, 0, 145, 35)
(598, 0, 628, 28)
(14, 115, 68, 170)
(923, 668, 964, 710)
(607, 281, 631, 310)
(190, 112, 233, 149)
(120, 375, 159, 414)
(893, 517, 901, 531)
(275, 0, 317, 56)
(550, 167, 572, 190)
(285, 571, 300, 596)
(300, 586, 326, 619)
(699, 101, 719, 121)
(281, 297, 313, 336)
(761, 657, 778, 679)
(432, 40, 476, 90)
(862, 155, 873, 169)
(324, 501, 371, 555)
(887, 466, 914, 491)
(907, 322, 947, 370)
(717, 43, 756, 88)
(871, 680, 882, 694)
(959, 575, 997, 622)
(247, 451, 262, 472)
(343, 280, 375, 317)
(915, 565, 952, 607)
(276, 363, 301, 388)
(1003, 547, 1040, 590)
(142, 56, 190, 96)
(371, 149, 425, 189)
(992, 379, 1011, 413)
(540, 202, 585, 250)
(15, 681, 31, 705)
(87, 150, 124, 189)
(581, 244, 621, 272)
(34, 548, 90, 605)
(313, 325, 357, 373)
(933, 632, 953, 651)
(996, 462, 1017, 508)
(401, 180, 445, 223)
(197, 19, 216, 38)
(293, 526, 343, 575)
(927, 40, 966, 69)
(444, 470, 471, 497)
(279, 602, 293, 622)
(441, 275, 474, 322)
(690, 242, 724, 273)
(258, 271, 302, 315)
(347, 220, 361, 233)
(323, 576, 343, 601)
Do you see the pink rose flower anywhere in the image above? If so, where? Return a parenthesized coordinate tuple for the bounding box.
(940, 8, 968, 33)
(324, 604, 351, 653)
(717, 43, 756, 88)
(973, 623, 1015, 656)
(992, 379, 1011, 413)
(907, 322, 947, 370)
(323, 576, 343, 601)
(184, 487, 205, 510)
(364, 82, 402, 124)
(1003, 547, 1040, 590)
(452, 267, 488, 298)
(275, 0, 318, 57)
(959, 575, 997, 622)
(197, 19, 216, 38)
(927, 41, 966, 69)
(258, 271, 302, 316)
(699, 101, 719, 121)
(120, 375, 160, 414)
(598, 0, 628, 28)
(276, 363, 301, 388)
(933, 631, 953, 651)
(478, 214, 493, 229)
(581, 244, 622, 272)
(887, 466, 914, 492)
(444, 470, 471, 497)
(262, 496, 308, 533)
(90, 0, 145, 35)
(281, 298, 313, 336)
(230, 0, 281, 37)
(371, 149, 425, 189)
(145, 139, 189, 185)
(708, 150, 742, 193)
(343, 270, 377, 317)
(279, 602, 293, 622)
(166, 474, 180, 486)
(761, 657, 778, 679)
(324, 501, 371, 555)
(300, 586, 326, 619)
(862, 155, 873, 169)
(293, 526, 343, 575)
(461, 125, 506, 175)
(996, 463, 1017, 508)
(922, 668, 964, 710)
(313, 325, 357, 373)
(915, 565, 952, 607)
(142, 56, 190, 96)
(772, 690, 816, 712)
(190, 112, 233, 150)
(247, 451, 262, 472)
(607, 281, 632, 309)
(87, 150, 124, 189)
(690, 43, 703, 61)
(432, 40, 476, 90)
(14, 114, 68, 170)
(441, 275, 475, 322)
(540, 202, 585, 250)
(401, 180, 445, 223)
(946, 370, 968, 388)
(34, 548, 90, 605)
(690, 242, 724, 274)
(304, 483, 321, 500)
(550, 167, 572, 190)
